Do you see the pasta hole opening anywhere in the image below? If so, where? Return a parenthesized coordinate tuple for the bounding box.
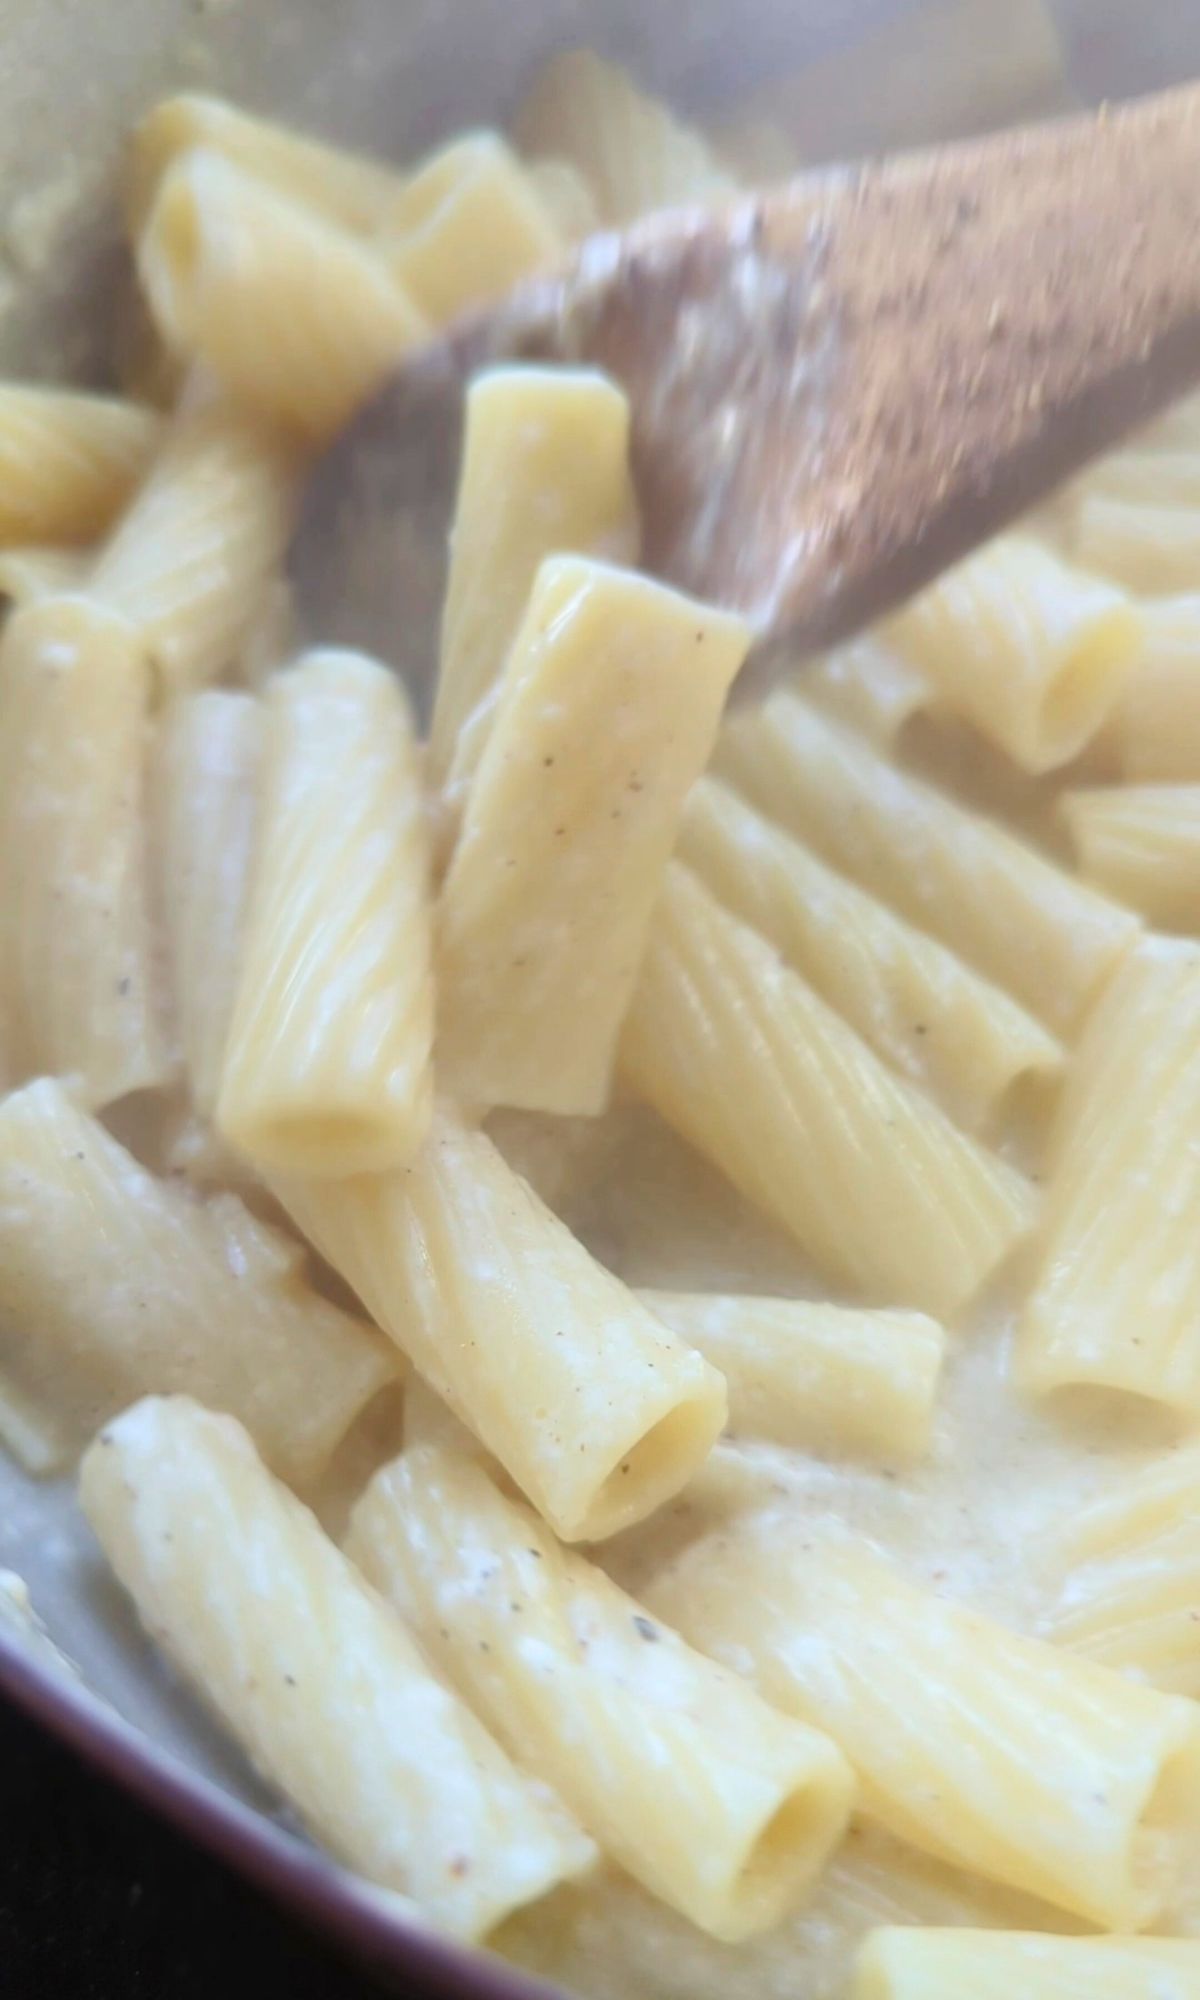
(1038, 612, 1140, 765)
(726, 1782, 843, 1938)
(149, 166, 206, 333)
(582, 1390, 725, 1541)
(1127, 1721, 1200, 1928)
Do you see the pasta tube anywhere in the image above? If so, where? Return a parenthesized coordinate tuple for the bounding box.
(619, 865, 1035, 1316)
(430, 365, 637, 791)
(271, 1104, 726, 1542)
(80, 1396, 594, 1937)
(0, 593, 171, 1106)
(1045, 1447, 1200, 1696)
(716, 693, 1139, 1032)
(0, 1078, 395, 1481)
(138, 149, 426, 440)
(512, 50, 736, 222)
(650, 1522, 1200, 1928)
(218, 653, 433, 1178)
(125, 92, 408, 237)
(1109, 597, 1200, 780)
(91, 394, 300, 693)
(640, 1292, 946, 1460)
(437, 559, 748, 1115)
(153, 689, 263, 1118)
(1063, 785, 1200, 932)
(349, 1437, 854, 1941)
(801, 636, 929, 746)
(1019, 945, 1200, 1414)
(886, 535, 1140, 772)
(852, 1929, 1200, 2000)
(679, 778, 1063, 1132)
(0, 386, 160, 544)
(383, 133, 563, 325)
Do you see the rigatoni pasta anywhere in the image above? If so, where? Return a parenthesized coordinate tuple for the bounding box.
(138, 148, 427, 440)
(80, 1397, 595, 1937)
(437, 559, 748, 1115)
(851, 1930, 1200, 2000)
(19, 61, 1200, 2000)
(512, 49, 736, 223)
(678, 777, 1063, 1132)
(382, 133, 563, 325)
(91, 393, 300, 693)
(1019, 944, 1200, 1415)
(1045, 1447, 1200, 1696)
(0, 387, 160, 544)
(0, 593, 171, 1107)
(639, 1292, 946, 1459)
(1062, 784, 1200, 931)
(349, 1436, 855, 1941)
(0, 1078, 394, 1482)
(716, 692, 1139, 1033)
(125, 92, 409, 237)
(620, 863, 1035, 1315)
(430, 365, 638, 792)
(886, 535, 1140, 772)
(153, 688, 263, 1118)
(218, 651, 433, 1178)
(1107, 597, 1200, 779)
(271, 1105, 726, 1542)
(650, 1521, 1200, 1928)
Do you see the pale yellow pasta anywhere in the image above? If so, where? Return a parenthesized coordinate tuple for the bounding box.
(80, 1397, 594, 1937)
(0, 594, 171, 1107)
(438, 559, 748, 1115)
(620, 864, 1035, 1316)
(1019, 944, 1200, 1414)
(852, 1929, 1200, 2000)
(526, 157, 599, 242)
(91, 394, 300, 693)
(0, 1078, 394, 1481)
(383, 133, 563, 325)
(640, 1292, 947, 1460)
(0, 545, 90, 606)
(153, 689, 264, 1118)
(499, 1824, 1080, 2000)
(679, 778, 1063, 1133)
(886, 535, 1140, 772)
(1107, 597, 1200, 779)
(801, 636, 930, 747)
(1070, 495, 1200, 595)
(430, 365, 637, 791)
(125, 92, 408, 237)
(0, 386, 160, 544)
(271, 1104, 726, 1542)
(138, 149, 426, 440)
(650, 1520, 1200, 1928)
(1045, 1446, 1200, 1696)
(512, 50, 736, 224)
(218, 652, 433, 1179)
(1062, 784, 1200, 931)
(715, 693, 1139, 1033)
(349, 1437, 854, 1942)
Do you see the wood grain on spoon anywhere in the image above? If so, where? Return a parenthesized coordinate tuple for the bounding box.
(295, 82, 1200, 696)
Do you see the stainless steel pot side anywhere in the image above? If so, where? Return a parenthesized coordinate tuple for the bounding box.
(2, 1, 1200, 1992)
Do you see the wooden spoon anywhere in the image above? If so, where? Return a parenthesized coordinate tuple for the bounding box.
(294, 82, 1200, 701)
